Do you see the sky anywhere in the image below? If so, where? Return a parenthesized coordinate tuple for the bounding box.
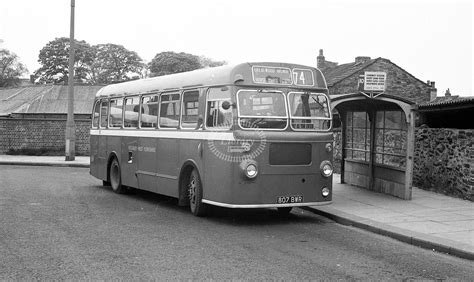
(0, 0, 472, 97)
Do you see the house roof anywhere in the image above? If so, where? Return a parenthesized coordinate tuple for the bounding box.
(0, 85, 103, 115)
(322, 58, 379, 86)
(418, 95, 474, 111)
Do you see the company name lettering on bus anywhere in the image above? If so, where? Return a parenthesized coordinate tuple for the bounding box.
(128, 145, 156, 153)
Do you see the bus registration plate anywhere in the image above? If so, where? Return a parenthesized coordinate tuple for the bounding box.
(277, 195, 303, 204)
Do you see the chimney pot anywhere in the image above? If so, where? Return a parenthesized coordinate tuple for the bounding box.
(445, 88, 451, 97)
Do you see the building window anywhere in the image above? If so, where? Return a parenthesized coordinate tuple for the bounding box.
(345, 111, 370, 162)
(375, 110, 407, 169)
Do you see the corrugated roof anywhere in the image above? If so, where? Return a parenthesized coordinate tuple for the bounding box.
(0, 85, 102, 115)
(419, 95, 474, 109)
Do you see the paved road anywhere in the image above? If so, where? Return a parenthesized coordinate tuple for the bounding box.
(1, 166, 473, 280)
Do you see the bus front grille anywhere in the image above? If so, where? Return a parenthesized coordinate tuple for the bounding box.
(269, 143, 312, 165)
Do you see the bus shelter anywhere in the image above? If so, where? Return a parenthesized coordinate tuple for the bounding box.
(331, 93, 416, 200)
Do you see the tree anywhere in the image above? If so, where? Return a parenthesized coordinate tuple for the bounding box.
(0, 49, 28, 87)
(149, 51, 202, 77)
(91, 43, 145, 84)
(34, 37, 95, 84)
(199, 55, 227, 68)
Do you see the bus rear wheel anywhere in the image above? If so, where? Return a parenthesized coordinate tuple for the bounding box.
(109, 158, 126, 194)
(188, 169, 207, 217)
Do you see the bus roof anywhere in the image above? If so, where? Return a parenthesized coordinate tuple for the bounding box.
(95, 62, 327, 98)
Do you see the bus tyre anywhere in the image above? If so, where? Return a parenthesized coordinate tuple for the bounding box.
(188, 169, 207, 217)
(277, 207, 293, 216)
(109, 158, 126, 194)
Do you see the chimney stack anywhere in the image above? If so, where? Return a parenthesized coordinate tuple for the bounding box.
(429, 80, 437, 101)
(445, 88, 451, 97)
(317, 49, 325, 69)
(355, 56, 371, 64)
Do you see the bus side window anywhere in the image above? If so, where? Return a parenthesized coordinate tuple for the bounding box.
(109, 98, 123, 128)
(206, 87, 232, 129)
(181, 90, 200, 129)
(159, 93, 180, 128)
(140, 95, 158, 128)
(124, 96, 140, 128)
(92, 100, 100, 128)
(99, 100, 109, 128)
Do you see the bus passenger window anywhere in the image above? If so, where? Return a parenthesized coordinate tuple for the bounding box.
(181, 90, 200, 129)
(140, 95, 158, 128)
(124, 96, 140, 128)
(99, 100, 109, 128)
(109, 98, 123, 128)
(159, 93, 180, 128)
(206, 87, 233, 129)
(92, 100, 100, 128)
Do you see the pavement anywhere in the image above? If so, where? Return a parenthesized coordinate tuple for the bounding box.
(0, 155, 472, 260)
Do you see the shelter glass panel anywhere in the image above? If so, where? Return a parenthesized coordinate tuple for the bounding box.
(345, 111, 370, 162)
(374, 110, 407, 169)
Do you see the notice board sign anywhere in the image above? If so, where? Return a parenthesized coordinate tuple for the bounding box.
(364, 71, 386, 91)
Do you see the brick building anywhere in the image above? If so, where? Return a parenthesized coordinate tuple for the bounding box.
(0, 85, 102, 155)
(318, 49, 472, 201)
(317, 50, 434, 199)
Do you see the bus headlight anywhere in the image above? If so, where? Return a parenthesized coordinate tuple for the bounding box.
(320, 161, 333, 177)
(240, 160, 258, 179)
(322, 187, 330, 197)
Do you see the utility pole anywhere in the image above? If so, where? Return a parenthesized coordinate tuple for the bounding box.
(65, 0, 76, 161)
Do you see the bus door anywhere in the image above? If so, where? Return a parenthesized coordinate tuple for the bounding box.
(121, 96, 140, 188)
(136, 95, 159, 192)
(154, 92, 181, 197)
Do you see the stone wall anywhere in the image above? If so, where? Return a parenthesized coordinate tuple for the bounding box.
(0, 114, 90, 155)
(333, 127, 473, 201)
(413, 127, 473, 201)
(329, 59, 432, 104)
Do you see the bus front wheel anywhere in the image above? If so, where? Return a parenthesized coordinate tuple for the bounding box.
(188, 169, 207, 217)
(109, 158, 126, 194)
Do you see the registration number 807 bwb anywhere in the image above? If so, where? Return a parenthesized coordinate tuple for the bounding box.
(276, 195, 303, 204)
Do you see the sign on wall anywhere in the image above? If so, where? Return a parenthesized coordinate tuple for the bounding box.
(364, 72, 386, 91)
(358, 71, 387, 98)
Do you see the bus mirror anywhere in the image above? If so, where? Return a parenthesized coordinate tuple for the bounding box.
(221, 101, 232, 110)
